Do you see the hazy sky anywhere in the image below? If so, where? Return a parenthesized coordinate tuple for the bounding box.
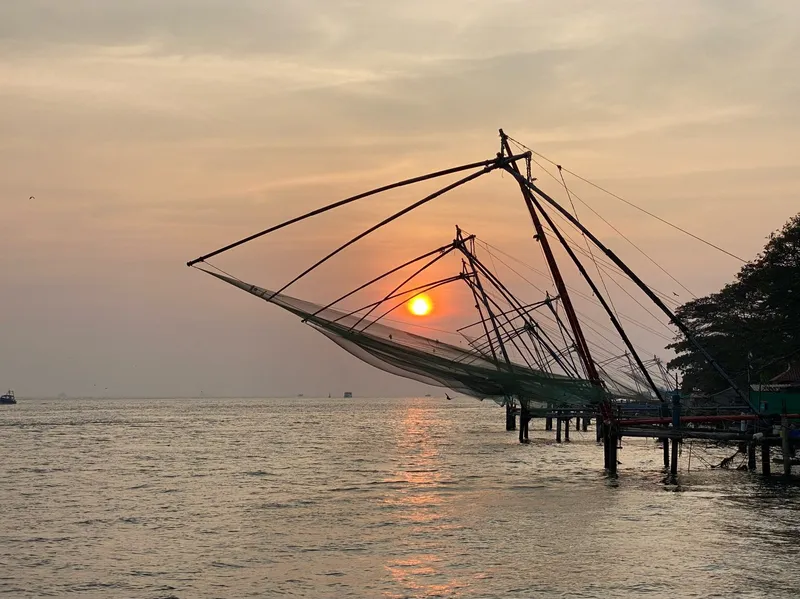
(2, 1, 799, 398)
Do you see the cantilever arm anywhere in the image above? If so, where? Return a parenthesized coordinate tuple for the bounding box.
(187, 154, 526, 266)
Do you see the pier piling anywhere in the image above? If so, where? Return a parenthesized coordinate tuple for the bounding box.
(747, 442, 756, 471)
(670, 438, 679, 476)
(762, 441, 771, 475)
(608, 429, 618, 475)
(564, 418, 570, 442)
(506, 403, 516, 431)
(781, 414, 792, 476)
(556, 417, 562, 443)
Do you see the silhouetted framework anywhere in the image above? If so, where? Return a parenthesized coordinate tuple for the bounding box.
(189, 130, 769, 476)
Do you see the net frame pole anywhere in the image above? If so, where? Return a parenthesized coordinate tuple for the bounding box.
(499, 131, 599, 383)
(255, 153, 529, 302)
(516, 182, 665, 401)
(509, 168, 754, 410)
(187, 156, 516, 266)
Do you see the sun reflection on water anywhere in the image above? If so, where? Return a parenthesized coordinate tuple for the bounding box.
(381, 402, 469, 597)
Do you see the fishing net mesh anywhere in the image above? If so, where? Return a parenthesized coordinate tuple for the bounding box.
(202, 270, 611, 409)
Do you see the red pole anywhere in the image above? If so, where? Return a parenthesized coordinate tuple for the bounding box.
(618, 413, 800, 426)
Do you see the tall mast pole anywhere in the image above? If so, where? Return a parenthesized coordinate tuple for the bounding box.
(511, 168, 754, 410)
(499, 130, 601, 384)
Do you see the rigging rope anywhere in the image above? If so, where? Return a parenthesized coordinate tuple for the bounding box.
(470, 237, 674, 342)
(528, 153, 698, 300)
(558, 165, 622, 323)
(505, 135, 747, 263)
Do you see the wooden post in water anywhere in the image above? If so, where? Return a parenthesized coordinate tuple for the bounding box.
(670, 390, 681, 476)
(608, 428, 618, 475)
(596, 418, 603, 443)
(762, 440, 771, 475)
(582, 417, 589, 432)
(564, 417, 570, 442)
(782, 414, 791, 476)
(506, 402, 516, 431)
(518, 403, 529, 443)
(660, 400, 669, 470)
(575, 415, 581, 430)
(670, 438, 679, 476)
(747, 442, 756, 471)
(545, 416, 553, 431)
(556, 416, 562, 443)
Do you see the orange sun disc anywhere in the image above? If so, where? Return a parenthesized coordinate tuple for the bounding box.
(408, 294, 433, 316)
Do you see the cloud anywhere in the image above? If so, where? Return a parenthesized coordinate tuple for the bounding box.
(1, 0, 799, 396)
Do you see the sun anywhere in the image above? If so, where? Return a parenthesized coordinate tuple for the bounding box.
(408, 294, 433, 316)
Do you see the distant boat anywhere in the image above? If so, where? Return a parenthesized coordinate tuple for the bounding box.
(1, 390, 16, 405)
(343, 392, 353, 398)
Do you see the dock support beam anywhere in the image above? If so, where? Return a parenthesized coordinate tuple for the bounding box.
(663, 438, 670, 469)
(582, 417, 589, 432)
(747, 442, 757, 471)
(762, 441, 771, 475)
(564, 418, 570, 442)
(545, 416, 553, 431)
(556, 417, 562, 443)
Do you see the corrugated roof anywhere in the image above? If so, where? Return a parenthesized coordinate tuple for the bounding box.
(771, 361, 800, 383)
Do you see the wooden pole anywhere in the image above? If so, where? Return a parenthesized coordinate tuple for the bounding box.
(762, 441, 771, 475)
(670, 438, 679, 476)
(556, 417, 562, 443)
(564, 418, 571, 442)
(670, 390, 681, 476)
(506, 402, 516, 431)
(609, 429, 618, 475)
(747, 442, 756, 471)
(188, 155, 516, 266)
(782, 414, 792, 476)
(518, 403, 528, 443)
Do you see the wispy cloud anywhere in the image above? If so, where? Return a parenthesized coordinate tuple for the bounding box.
(1, 0, 799, 396)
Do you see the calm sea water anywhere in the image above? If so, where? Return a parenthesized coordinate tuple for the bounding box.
(1, 397, 798, 598)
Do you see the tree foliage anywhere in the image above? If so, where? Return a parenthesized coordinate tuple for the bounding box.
(667, 213, 800, 393)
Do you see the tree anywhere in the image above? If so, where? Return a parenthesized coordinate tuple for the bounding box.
(667, 213, 800, 394)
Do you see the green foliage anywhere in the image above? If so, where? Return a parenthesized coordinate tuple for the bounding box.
(667, 213, 800, 393)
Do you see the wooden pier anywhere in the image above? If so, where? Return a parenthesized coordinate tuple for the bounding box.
(505, 400, 799, 478)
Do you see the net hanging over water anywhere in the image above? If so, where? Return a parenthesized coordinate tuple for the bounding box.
(201, 269, 610, 409)
(188, 135, 753, 416)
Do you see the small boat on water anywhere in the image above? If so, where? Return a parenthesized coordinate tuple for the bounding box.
(343, 392, 353, 398)
(1, 390, 16, 404)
